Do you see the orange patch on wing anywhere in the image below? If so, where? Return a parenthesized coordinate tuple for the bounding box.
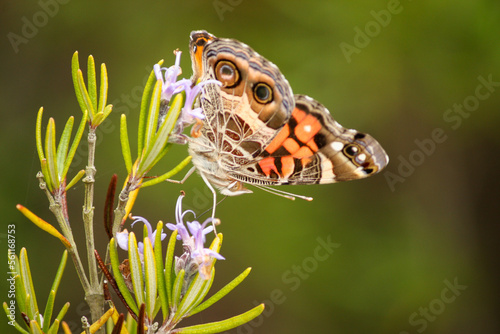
(292, 107, 307, 122)
(295, 114, 322, 143)
(265, 124, 290, 154)
(193, 37, 212, 76)
(280, 156, 295, 178)
(283, 138, 300, 154)
(300, 157, 313, 169)
(195, 53, 203, 73)
(293, 146, 314, 159)
(307, 137, 319, 152)
(258, 157, 279, 177)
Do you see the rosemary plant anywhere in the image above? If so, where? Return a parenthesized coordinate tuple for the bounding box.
(5, 49, 264, 333)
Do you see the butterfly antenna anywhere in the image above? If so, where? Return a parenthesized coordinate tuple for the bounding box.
(251, 184, 313, 201)
(198, 195, 228, 219)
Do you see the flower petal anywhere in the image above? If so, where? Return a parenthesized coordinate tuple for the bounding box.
(131, 216, 153, 238)
(116, 229, 130, 251)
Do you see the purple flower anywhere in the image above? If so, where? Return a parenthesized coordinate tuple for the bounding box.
(154, 51, 221, 136)
(166, 194, 224, 279)
(153, 51, 185, 103)
(116, 216, 167, 258)
(173, 79, 221, 124)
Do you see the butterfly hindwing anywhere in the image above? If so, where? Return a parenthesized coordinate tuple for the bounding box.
(229, 95, 389, 185)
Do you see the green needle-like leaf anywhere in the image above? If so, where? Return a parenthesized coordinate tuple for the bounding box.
(148, 93, 183, 164)
(120, 114, 132, 174)
(36, 107, 45, 162)
(139, 80, 162, 172)
(45, 118, 60, 190)
(153, 295, 162, 319)
(3, 302, 29, 334)
(161, 91, 184, 139)
(174, 304, 265, 334)
(51, 250, 68, 292)
(139, 89, 183, 175)
(47, 319, 60, 334)
(42, 290, 56, 333)
(143, 91, 184, 171)
(140, 156, 192, 189)
(175, 270, 214, 322)
(109, 238, 139, 315)
(24, 294, 32, 319)
(154, 221, 169, 320)
(138, 60, 163, 155)
(56, 117, 74, 179)
(42, 250, 67, 332)
(102, 104, 113, 120)
(30, 319, 43, 334)
(128, 232, 145, 307)
(210, 234, 223, 254)
(171, 269, 185, 311)
(54, 302, 70, 323)
(19, 248, 38, 321)
(12, 255, 25, 313)
(143, 236, 157, 320)
(41, 159, 53, 192)
(105, 317, 113, 334)
(65, 169, 85, 191)
(71, 52, 86, 115)
(165, 229, 178, 308)
(190, 268, 251, 316)
(87, 55, 97, 112)
(144, 143, 172, 174)
(61, 110, 87, 181)
(92, 112, 105, 127)
(126, 312, 137, 333)
(190, 269, 215, 307)
(76, 69, 96, 118)
(98, 63, 108, 115)
(48, 302, 69, 334)
(143, 79, 162, 151)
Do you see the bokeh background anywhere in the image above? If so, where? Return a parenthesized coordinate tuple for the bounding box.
(1, 0, 499, 333)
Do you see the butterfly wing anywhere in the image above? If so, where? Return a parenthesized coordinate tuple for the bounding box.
(192, 33, 295, 159)
(227, 94, 389, 185)
(190, 30, 216, 83)
(188, 31, 388, 194)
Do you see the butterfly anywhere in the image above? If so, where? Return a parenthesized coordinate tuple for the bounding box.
(186, 30, 388, 203)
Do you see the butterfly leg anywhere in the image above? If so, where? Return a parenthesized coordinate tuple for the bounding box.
(165, 166, 197, 184)
(199, 172, 217, 219)
(199, 172, 221, 234)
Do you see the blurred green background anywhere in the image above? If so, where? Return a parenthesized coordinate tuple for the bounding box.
(1, 0, 499, 333)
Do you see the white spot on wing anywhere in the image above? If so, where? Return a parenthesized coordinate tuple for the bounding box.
(318, 153, 336, 184)
(331, 141, 344, 151)
(304, 125, 312, 133)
